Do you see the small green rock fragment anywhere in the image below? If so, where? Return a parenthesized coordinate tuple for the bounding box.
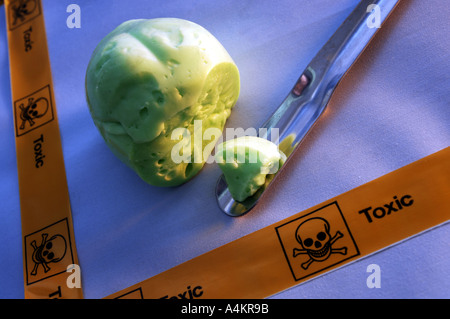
(215, 136, 286, 202)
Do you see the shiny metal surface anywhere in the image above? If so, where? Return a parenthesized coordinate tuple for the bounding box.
(216, 0, 401, 216)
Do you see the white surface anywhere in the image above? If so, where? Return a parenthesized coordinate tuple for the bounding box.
(0, 0, 449, 299)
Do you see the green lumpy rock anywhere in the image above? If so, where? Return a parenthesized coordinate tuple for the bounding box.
(215, 136, 286, 202)
(86, 18, 240, 186)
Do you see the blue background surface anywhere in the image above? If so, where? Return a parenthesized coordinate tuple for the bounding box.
(0, 0, 449, 299)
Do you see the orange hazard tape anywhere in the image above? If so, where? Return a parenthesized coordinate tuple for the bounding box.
(107, 147, 450, 299)
(4, 0, 449, 300)
(5, 0, 82, 299)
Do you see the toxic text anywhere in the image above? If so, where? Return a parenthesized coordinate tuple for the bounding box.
(358, 194, 414, 223)
(23, 25, 33, 52)
(33, 134, 45, 168)
(160, 285, 203, 299)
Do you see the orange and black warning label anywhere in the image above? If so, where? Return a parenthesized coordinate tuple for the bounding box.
(6, 0, 41, 31)
(5, 0, 82, 299)
(23, 218, 76, 286)
(275, 201, 360, 281)
(107, 147, 450, 299)
(13, 84, 54, 137)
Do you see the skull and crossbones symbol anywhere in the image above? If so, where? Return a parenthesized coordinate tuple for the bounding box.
(292, 217, 347, 270)
(30, 233, 67, 276)
(18, 97, 48, 130)
(11, 0, 37, 26)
